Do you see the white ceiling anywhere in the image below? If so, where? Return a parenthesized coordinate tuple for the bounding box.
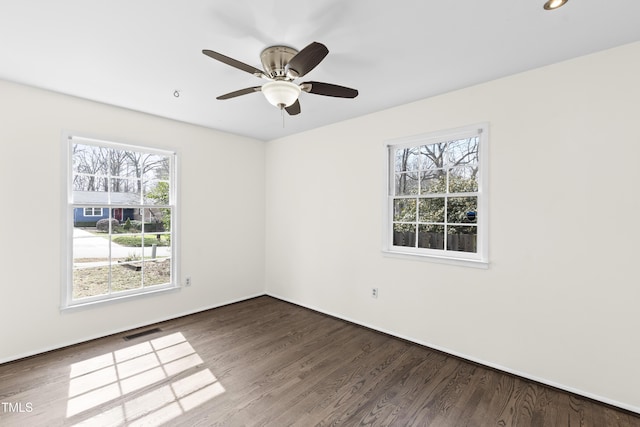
(2, 1, 640, 141)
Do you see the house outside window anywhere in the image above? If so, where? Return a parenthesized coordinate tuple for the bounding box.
(384, 123, 488, 267)
(63, 134, 178, 308)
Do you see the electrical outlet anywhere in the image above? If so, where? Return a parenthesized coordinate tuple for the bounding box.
(185, 276, 192, 287)
(371, 287, 378, 298)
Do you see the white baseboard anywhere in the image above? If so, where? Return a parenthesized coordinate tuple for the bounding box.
(267, 292, 640, 416)
(0, 293, 264, 365)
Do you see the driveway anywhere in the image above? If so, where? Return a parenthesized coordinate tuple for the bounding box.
(73, 228, 171, 261)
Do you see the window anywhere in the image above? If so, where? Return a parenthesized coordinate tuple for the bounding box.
(63, 134, 178, 308)
(83, 207, 103, 216)
(384, 124, 488, 266)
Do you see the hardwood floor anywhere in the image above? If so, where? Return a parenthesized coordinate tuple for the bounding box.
(0, 296, 638, 426)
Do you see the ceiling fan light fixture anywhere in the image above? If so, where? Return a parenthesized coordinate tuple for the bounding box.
(544, 0, 568, 10)
(261, 80, 301, 108)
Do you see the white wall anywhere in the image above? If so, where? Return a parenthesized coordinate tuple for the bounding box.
(0, 80, 265, 362)
(265, 41, 640, 412)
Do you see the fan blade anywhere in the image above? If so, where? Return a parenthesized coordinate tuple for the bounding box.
(285, 99, 301, 116)
(203, 49, 268, 79)
(216, 86, 262, 100)
(301, 81, 359, 98)
(286, 42, 329, 78)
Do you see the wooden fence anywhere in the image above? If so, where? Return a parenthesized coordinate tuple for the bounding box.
(393, 231, 476, 253)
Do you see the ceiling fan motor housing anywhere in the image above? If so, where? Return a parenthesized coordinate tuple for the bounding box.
(260, 46, 298, 79)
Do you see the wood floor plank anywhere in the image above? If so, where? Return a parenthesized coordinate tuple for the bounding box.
(0, 296, 638, 427)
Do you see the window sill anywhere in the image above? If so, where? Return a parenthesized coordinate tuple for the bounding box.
(61, 285, 180, 312)
(382, 249, 489, 269)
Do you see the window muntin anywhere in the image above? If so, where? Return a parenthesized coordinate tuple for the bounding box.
(65, 135, 177, 308)
(386, 125, 487, 264)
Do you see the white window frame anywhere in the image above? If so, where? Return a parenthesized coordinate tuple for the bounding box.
(83, 207, 104, 217)
(382, 123, 489, 268)
(62, 133, 180, 310)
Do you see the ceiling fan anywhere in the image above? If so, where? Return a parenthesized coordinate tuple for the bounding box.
(202, 42, 358, 116)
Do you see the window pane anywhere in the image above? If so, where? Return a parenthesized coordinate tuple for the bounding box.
(418, 225, 444, 249)
(421, 143, 446, 170)
(112, 256, 143, 293)
(117, 212, 141, 233)
(153, 207, 171, 233)
(418, 198, 445, 223)
(393, 223, 416, 247)
(73, 227, 110, 299)
(73, 144, 108, 175)
(447, 137, 479, 166)
(73, 266, 109, 299)
(449, 166, 478, 193)
(111, 148, 138, 179)
(143, 258, 172, 288)
(144, 180, 170, 206)
(147, 155, 171, 180)
(447, 197, 478, 223)
(141, 232, 171, 251)
(111, 177, 141, 196)
(141, 208, 170, 233)
(395, 173, 419, 195)
(110, 227, 144, 293)
(447, 226, 477, 253)
(394, 199, 416, 222)
(72, 144, 110, 195)
(73, 189, 109, 205)
(394, 147, 421, 172)
(139, 233, 171, 287)
(420, 170, 446, 194)
(73, 175, 109, 193)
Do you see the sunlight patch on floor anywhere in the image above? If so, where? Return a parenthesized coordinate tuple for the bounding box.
(66, 332, 224, 426)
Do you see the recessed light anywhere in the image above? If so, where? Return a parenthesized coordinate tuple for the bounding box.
(544, 0, 568, 10)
